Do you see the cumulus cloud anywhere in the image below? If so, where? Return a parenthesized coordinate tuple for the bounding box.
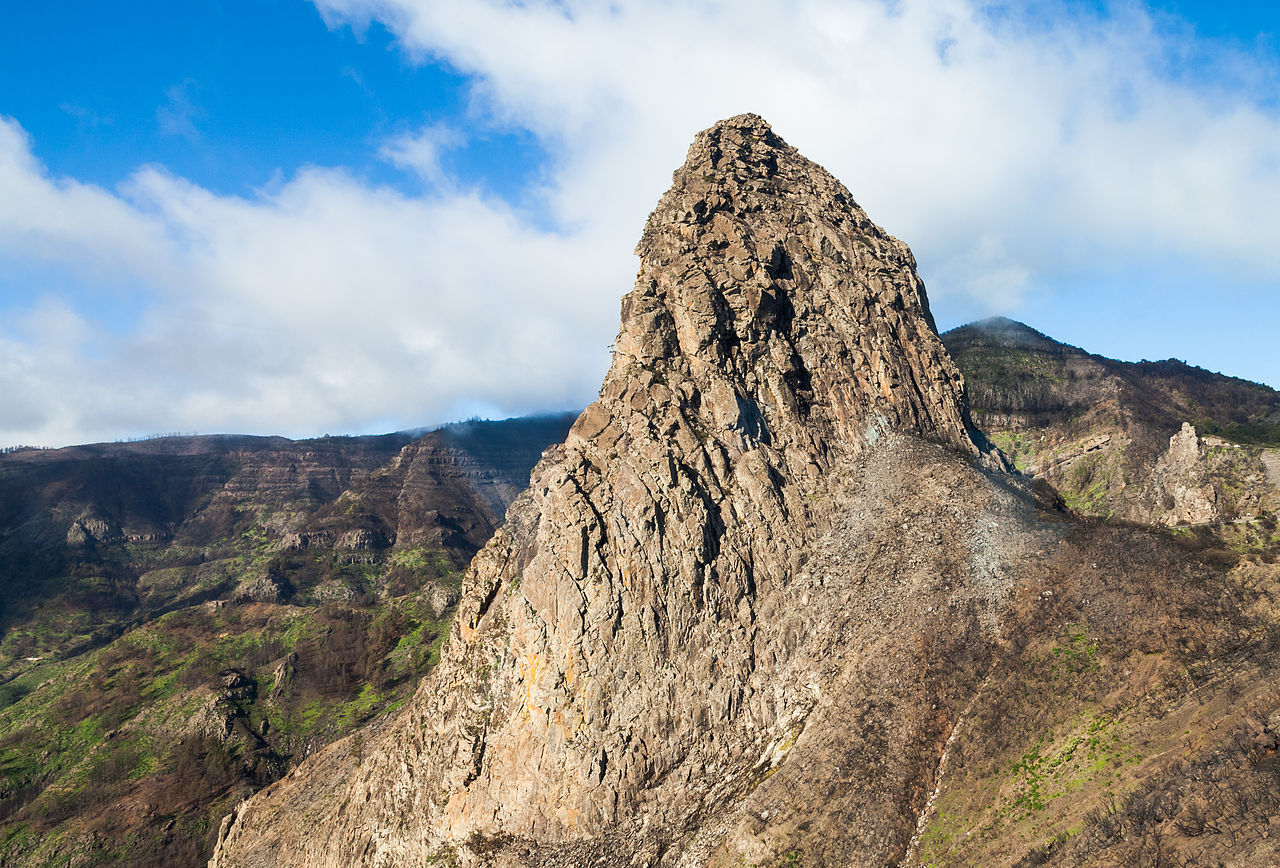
(313, 0, 1280, 295)
(0, 119, 175, 280)
(0, 116, 620, 447)
(2, 0, 1279, 445)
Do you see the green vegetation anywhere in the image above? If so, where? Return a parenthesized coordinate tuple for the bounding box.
(1001, 712, 1137, 822)
(1058, 451, 1120, 519)
(918, 623, 1136, 865)
(0, 488, 457, 865)
(1194, 417, 1280, 447)
(0, 568, 459, 867)
(1047, 625, 1101, 679)
(986, 432, 1039, 473)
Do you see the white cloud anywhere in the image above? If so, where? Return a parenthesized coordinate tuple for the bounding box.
(379, 123, 464, 187)
(2, 0, 1279, 445)
(931, 234, 1030, 312)
(0, 117, 620, 447)
(0, 118, 177, 283)
(315, 0, 1280, 298)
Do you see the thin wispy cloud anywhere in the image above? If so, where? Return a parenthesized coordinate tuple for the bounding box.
(156, 80, 203, 142)
(379, 123, 464, 188)
(58, 102, 111, 128)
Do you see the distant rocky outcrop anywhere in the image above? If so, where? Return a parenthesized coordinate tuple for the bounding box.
(1152, 423, 1221, 525)
(65, 513, 124, 547)
(944, 317, 1280, 529)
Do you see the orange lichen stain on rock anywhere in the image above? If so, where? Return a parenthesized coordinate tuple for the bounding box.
(443, 788, 480, 842)
(559, 805, 582, 835)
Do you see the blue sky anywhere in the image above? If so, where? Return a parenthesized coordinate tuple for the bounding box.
(0, 1, 547, 201)
(0, 0, 1277, 446)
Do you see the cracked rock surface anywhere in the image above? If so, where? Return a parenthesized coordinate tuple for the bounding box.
(209, 116, 1260, 868)
(208, 112, 1017, 868)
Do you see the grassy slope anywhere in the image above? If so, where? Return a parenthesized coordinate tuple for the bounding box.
(0, 577, 455, 866)
(0, 415, 574, 866)
(915, 528, 1280, 867)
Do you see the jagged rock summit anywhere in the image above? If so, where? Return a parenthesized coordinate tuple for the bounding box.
(617, 112, 984, 460)
(210, 115, 1030, 866)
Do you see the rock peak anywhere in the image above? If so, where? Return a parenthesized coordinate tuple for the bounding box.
(686, 112, 793, 166)
(709, 110, 773, 130)
(626, 113, 984, 461)
(210, 115, 1000, 867)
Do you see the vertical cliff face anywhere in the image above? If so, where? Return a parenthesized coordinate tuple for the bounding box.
(210, 115, 1015, 867)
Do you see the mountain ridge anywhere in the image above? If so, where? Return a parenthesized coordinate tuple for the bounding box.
(950, 316, 1280, 405)
(943, 317, 1280, 527)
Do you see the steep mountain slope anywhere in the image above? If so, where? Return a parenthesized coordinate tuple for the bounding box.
(212, 117, 1280, 868)
(943, 317, 1280, 531)
(0, 432, 410, 668)
(0, 415, 572, 866)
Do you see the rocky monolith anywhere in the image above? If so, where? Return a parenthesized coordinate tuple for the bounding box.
(211, 113, 1018, 867)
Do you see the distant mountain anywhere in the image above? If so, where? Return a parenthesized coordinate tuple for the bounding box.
(944, 317, 1280, 531)
(0, 414, 573, 866)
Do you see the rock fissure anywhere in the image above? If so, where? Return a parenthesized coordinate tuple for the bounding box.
(902, 669, 996, 867)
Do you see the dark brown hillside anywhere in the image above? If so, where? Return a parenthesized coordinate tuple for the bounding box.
(0, 414, 573, 866)
(944, 317, 1280, 445)
(0, 433, 413, 661)
(944, 317, 1280, 528)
